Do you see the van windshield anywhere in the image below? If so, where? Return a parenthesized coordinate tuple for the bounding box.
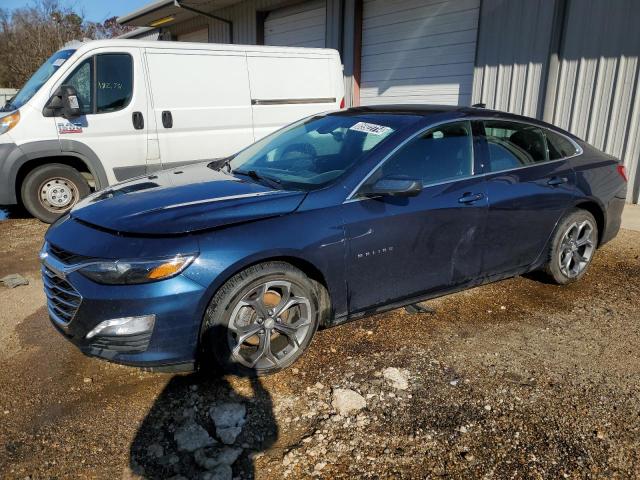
(227, 113, 420, 191)
(3, 49, 76, 111)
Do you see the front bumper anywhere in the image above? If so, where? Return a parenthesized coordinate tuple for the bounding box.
(42, 257, 206, 370)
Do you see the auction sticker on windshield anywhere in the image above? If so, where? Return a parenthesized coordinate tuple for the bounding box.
(349, 122, 392, 136)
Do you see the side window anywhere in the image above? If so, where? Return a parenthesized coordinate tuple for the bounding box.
(483, 120, 547, 173)
(61, 54, 133, 115)
(365, 121, 473, 187)
(64, 59, 93, 115)
(545, 129, 579, 159)
(96, 54, 133, 113)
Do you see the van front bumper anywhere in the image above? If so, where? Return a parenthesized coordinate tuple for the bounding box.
(42, 260, 206, 371)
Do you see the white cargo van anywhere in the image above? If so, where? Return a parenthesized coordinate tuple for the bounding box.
(0, 40, 344, 222)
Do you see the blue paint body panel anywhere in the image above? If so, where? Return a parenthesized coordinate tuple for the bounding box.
(42, 106, 627, 370)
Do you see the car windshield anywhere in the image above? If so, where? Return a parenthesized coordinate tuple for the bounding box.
(227, 113, 420, 191)
(3, 49, 76, 111)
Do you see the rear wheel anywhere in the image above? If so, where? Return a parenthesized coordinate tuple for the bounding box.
(544, 209, 598, 284)
(202, 262, 328, 376)
(21, 163, 90, 223)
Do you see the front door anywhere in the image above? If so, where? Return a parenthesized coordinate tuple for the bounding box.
(54, 47, 150, 184)
(342, 120, 488, 314)
(477, 120, 578, 276)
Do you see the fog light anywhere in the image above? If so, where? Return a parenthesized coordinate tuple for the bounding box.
(86, 315, 155, 339)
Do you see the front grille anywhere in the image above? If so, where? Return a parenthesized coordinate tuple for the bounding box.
(49, 243, 93, 265)
(42, 266, 82, 325)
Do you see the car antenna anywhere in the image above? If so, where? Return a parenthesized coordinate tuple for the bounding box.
(472, 103, 486, 108)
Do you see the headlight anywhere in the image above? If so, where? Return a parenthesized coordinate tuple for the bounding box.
(78, 255, 196, 285)
(0, 111, 20, 135)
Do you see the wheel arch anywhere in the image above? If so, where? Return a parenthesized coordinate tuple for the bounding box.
(574, 199, 605, 246)
(12, 140, 109, 204)
(197, 252, 333, 338)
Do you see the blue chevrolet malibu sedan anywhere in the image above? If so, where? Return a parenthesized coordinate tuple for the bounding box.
(41, 105, 627, 375)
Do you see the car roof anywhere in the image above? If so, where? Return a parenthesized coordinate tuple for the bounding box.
(343, 104, 583, 141)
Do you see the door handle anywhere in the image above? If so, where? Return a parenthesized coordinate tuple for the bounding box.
(132, 111, 144, 130)
(547, 176, 568, 186)
(162, 110, 173, 128)
(458, 192, 484, 204)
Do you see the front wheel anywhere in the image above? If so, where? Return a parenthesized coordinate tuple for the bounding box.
(202, 262, 328, 376)
(21, 163, 90, 223)
(544, 209, 598, 284)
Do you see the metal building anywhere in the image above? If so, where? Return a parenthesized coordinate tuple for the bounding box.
(118, 0, 640, 203)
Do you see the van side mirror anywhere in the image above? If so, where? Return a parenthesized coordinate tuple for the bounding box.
(360, 176, 422, 198)
(43, 85, 81, 118)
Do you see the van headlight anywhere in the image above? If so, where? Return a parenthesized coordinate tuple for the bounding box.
(78, 255, 196, 285)
(0, 111, 20, 135)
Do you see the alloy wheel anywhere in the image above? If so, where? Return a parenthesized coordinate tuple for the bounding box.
(227, 280, 313, 370)
(558, 219, 596, 278)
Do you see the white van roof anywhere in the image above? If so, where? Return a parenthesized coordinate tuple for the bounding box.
(71, 39, 339, 57)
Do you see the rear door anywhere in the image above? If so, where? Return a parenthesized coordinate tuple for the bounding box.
(342, 120, 488, 313)
(145, 48, 254, 169)
(478, 119, 578, 277)
(53, 47, 150, 184)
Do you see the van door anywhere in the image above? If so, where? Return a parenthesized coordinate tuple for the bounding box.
(145, 48, 254, 168)
(53, 47, 150, 184)
(247, 53, 341, 141)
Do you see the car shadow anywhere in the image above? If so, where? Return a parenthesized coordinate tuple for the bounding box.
(129, 326, 278, 479)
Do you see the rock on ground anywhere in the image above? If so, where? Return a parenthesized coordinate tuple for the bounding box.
(382, 367, 410, 390)
(194, 446, 243, 470)
(331, 388, 366, 416)
(200, 464, 232, 480)
(209, 402, 246, 445)
(174, 420, 216, 452)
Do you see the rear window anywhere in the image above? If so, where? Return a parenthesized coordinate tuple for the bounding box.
(545, 129, 579, 159)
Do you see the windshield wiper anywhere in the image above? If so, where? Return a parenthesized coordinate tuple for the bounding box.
(234, 169, 282, 188)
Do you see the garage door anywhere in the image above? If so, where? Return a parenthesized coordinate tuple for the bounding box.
(360, 0, 480, 106)
(264, 0, 326, 48)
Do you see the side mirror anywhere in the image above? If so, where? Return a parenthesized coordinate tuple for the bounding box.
(43, 85, 81, 118)
(360, 176, 422, 198)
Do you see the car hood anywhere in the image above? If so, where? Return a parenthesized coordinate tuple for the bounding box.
(70, 162, 307, 235)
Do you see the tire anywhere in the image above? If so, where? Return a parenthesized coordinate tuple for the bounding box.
(201, 262, 329, 376)
(21, 163, 91, 223)
(544, 209, 598, 285)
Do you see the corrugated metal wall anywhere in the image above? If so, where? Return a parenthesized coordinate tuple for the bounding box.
(548, 0, 640, 203)
(472, 0, 556, 118)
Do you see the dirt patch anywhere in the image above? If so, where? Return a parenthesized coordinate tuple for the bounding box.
(0, 220, 639, 479)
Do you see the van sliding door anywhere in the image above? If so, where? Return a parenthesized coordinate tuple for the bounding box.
(145, 48, 254, 169)
(247, 54, 339, 141)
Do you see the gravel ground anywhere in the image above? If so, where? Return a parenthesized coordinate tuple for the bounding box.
(0, 215, 639, 479)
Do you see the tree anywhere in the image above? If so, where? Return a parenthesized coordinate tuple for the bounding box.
(0, 0, 133, 88)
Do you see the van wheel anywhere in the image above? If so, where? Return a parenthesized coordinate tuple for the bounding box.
(202, 262, 328, 376)
(21, 163, 90, 223)
(544, 209, 598, 285)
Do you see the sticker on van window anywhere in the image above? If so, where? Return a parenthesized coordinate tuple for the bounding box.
(57, 122, 82, 134)
(349, 122, 392, 136)
(68, 95, 79, 110)
(53, 58, 67, 67)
